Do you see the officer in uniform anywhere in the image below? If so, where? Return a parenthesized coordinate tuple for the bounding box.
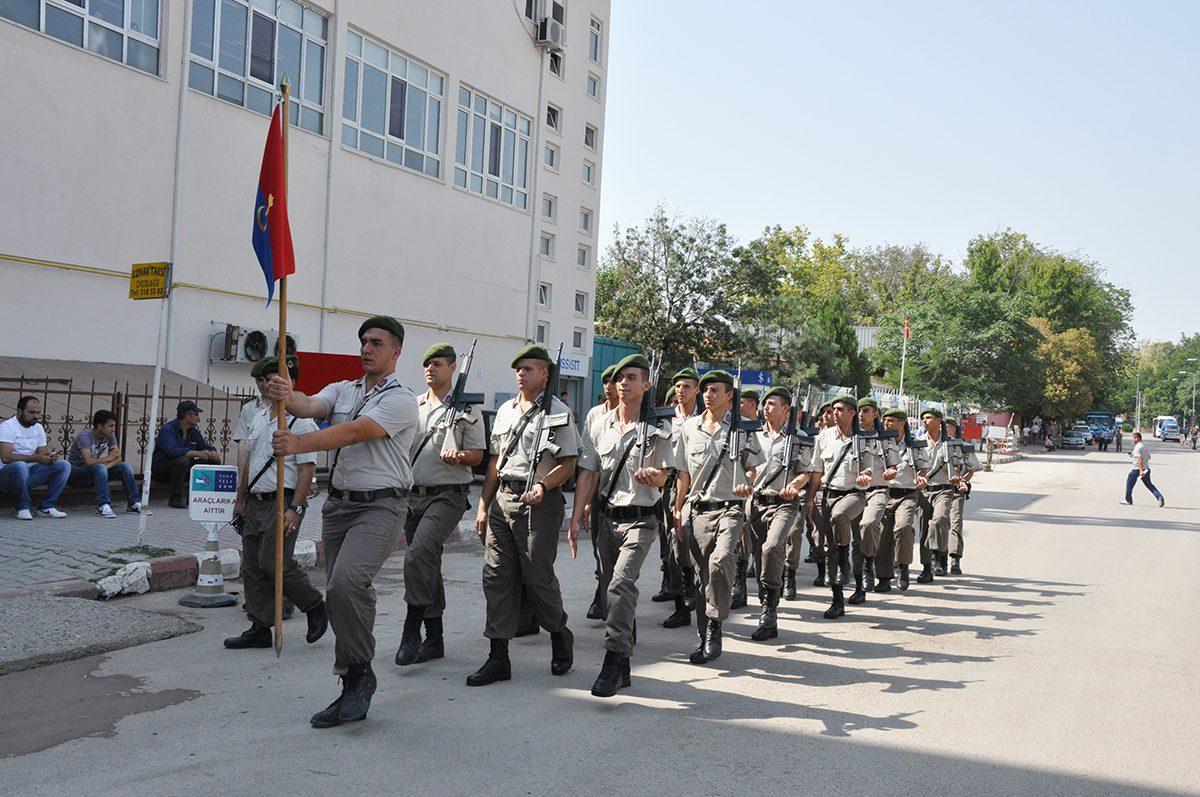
(569, 354, 674, 697)
(731, 388, 760, 610)
(802, 400, 834, 573)
(808, 394, 870, 619)
(848, 397, 889, 604)
(944, 417, 979, 575)
(672, 370, 763, 664)
(468, 344, 578, 686)
(917, 407, 957, 584)
(225, 356, 327, 650)
(657, 367, 703, 629)
(267, 316, 418, 729)
(874, 408, 927, 592)
(747, 386, 810, 641)
(394, 343, 486, 667)
(581, 364, 618, 621)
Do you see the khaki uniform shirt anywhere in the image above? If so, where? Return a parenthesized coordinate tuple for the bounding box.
(584, 402, 616, 440)
(491, 396, 579, 481)
(923, 435, 956, 486)
(314, 371, 419, 491)
(245, 408, 318, 493)
(810, 427, 865, 491)
(858, 434, 889, 488)
(233, 397, 265, 444)
(411, 391, 487, 487)
(884, 439, 927, 489)
(752, 426, 811, 494)
(674, 413, 765, 503)
(579, 408, 675, 508)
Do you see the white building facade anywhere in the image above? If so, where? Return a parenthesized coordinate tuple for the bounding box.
(0, 0, 609, 410)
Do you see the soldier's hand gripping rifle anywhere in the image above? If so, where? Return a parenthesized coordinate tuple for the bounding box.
(636, 351, 674, 471)
(438, 338, 483, 457)
(523, 343, 564, 510)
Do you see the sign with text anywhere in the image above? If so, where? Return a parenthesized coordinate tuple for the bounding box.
(129, 261, 170, 300)
(189, 464, 238, 522)
(558, 353, 590, 379)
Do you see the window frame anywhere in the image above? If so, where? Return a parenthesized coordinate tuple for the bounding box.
(579, 207, 593, 235)
(5, 0, 163, 76)
(548, 50, 563, 79)
(582, 158, 595, 187)
(585, 72, 599, 100)
(588, 16, 602, 65)
(453, 84, 533, 209)
(539, 233, 555, 260)
(543, 142, 560, 172)
(541, 193, 557, 222)
(572, 327, 586, 351)
(545, 102, 561, 133)
(576, 244, 591, 270)
(537, 282, 552, 308)
(583, 124, 598, 151)
(536, 322, 547, 344)
(574, 291, 587, 316)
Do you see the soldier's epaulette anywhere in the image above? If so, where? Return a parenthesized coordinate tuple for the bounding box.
(908, 439, 929, 449)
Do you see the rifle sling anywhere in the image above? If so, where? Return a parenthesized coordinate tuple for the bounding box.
(247, 415, 298, 493)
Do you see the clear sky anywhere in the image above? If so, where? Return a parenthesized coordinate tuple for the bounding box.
(598, 1, 1199, 343)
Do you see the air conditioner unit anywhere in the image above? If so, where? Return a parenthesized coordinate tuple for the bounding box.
(537, 17, 564, 51)
(209, 322, 298, 364)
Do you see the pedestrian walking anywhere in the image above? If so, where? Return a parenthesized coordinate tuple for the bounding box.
(1120, 432, 1164, 507)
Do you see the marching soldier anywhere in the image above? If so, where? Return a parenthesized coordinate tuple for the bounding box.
(917, 407, 957, 584)
(672, 370, 763, 664)
(848, 397, 889, 604)
(807, 395, 871, 619)
(468, 345, 578, 686)
(874, 408, 927, 592)
(657, 367, 703, 629)
(582, 364, 618, 621)
(746, 386, 810, 640)
(803, 400, 834, 573)
(569, 354, 674, 696)
(225, 356, 327, 650)
(267, 316, 418, 729)
(394, 344, 486, 667)
(944, 417, 979, 575)
(731, 388, 761, 610)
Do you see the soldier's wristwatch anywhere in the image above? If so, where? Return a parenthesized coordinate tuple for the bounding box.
(288, 504, 307, 517)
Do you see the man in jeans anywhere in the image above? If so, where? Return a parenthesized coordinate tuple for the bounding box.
(67, 409, 141, 517)
(1120, 432, 1164, 507)
(152, 400, 220, 508)
(0, 396, 70, 519)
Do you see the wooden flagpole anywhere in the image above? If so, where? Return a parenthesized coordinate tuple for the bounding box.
(274, 81, 291, 657)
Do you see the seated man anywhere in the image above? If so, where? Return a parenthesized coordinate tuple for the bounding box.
(152, 400, 220, 508)
(67, 409, 142, 517)
(0, 396, 70, 520)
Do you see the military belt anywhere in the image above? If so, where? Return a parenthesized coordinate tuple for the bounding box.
(753, 493, 796, 508)
(602, 502, 662, 522)
(328, 486, 410, 502)
(693, 499, 743, 513)
(250, 488, 294, 503)
(888, 487, 917, 498)
(410, 483, 468, 497)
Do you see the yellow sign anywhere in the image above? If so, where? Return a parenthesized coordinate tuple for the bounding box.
(129, 261, 170, 300)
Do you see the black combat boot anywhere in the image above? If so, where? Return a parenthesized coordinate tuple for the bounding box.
(590, 649, 630, 698)
(466, 638, 511, 686)
(897, 564, 911, 591)
(223, 622, 272, 649)
(864, 556, 876, 591)
(305, 599, 328, 644)
(751, 587, 779, 641)
(416, 616, 444, 663)
(933, 552, 947, 576)
(550, 627, 574, 675)
(336, 662, 377, 723)
(823, 584, 846, 619)
(515, 594, 540, 637)
(950, 556, 962, 575)
(682, 568, 698, 610)
(663, 595, 691, 628)
(917, 561, 934, 583)
(688, 615, 709, 664)
(702, 618, 723, 661)
(394, 603, 425, 666)
(848, 570, 867, 605)
(652, 568, 672, 602)
(587, 580, 605, 620)
(874, 577, 892, 593)
(813, 559, 827, 587)
(837, 545, 852, 590)
(730, 559, 748, 610)
(310, 675, 350, 728)
(783, 568, 797, 600)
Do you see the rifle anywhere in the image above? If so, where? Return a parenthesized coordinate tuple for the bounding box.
(438, 338, 484, 456)
(729, 364, 762, 493)
(523, 343, 564, 506)
(755, 381, 813, 497)
(636, 351, 674, 470)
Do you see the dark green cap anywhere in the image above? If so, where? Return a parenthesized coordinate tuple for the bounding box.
(830, 393, 858, 410)
(665, 386, 677, 403)
(511, 344, 553, 369)
(601, 364, 617, 382)
(945, 417, 960, 428)
(421, 342, 457, 366)
(742, 389, 760, 402)
(698, 369, 734, 389)
(612, 354, 651, 377)
(882, 407, 908, 421)
(672, 367, 700, 384)
(251, 356, 279, 378)
(857, 396, 879, 410)
(763, 386, 791, 403)
(358, 315, 406, 345)
(920, 406, 944, 420)
(818, 401, 832, 414)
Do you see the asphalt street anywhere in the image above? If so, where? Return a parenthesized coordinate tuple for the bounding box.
(1, 441, 1197, 796)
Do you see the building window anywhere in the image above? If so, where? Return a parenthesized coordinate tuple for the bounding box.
(573, 328, 585, 350)
(543, 142, 559, 171)
(541, 193, 556, 221)
(584, 125, 597, 151)
(188, 0, 327, 133)
(3, 0, 163, 75)
(453, 85, 532, 208)
(579, 208, 592, 234)
(539, 234, 554, 259)
(536, 323, 547, 343)
(582, 159, 595, 186)
(576, 245, 590, 269)
(588, 17, 602, 64)
(342, 31, 445, 176)
(549, 50, 563, 78)
(545, 103, 561, 133)
(538, 282, 551, 307)
(585, 73, 599, 99)
(574, 291, 587, 315)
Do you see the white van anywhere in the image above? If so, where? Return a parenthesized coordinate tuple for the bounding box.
(1153, 416, 1175, 438)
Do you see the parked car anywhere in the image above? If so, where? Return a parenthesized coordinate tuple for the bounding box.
(1061, 430, 1088, 449)
(1159, 419, 1182, 443)
(1070, 421, 1094, 444)
(471, 409, 497, 478)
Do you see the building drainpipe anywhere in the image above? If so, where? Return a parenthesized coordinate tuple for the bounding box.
(523, 45, 548, 343)
(319, 0, 342, 351)
(164, 0, 195, 371)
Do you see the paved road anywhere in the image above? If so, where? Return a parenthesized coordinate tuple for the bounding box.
(1, 442, 1197, 795)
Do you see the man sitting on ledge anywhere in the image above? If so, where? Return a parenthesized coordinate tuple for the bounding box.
(152, 400, 220, 508)
(67, 409, 142, 517)
(0, 396, 70, 520)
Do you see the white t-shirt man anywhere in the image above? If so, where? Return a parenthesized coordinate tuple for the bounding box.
(1130, 441, 1150, 471)
(0, 416, 48, 463)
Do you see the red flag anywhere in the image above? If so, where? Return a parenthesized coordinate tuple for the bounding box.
(252, 105, 294, 303)
(903, 312, 910, 340)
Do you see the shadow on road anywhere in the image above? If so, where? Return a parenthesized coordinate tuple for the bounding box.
(974, 508, 1200, 533)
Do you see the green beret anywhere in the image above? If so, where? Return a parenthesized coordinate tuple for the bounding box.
(882, 407, 908, 421)
(698, 369, 734, 389)
(945, 417, 960, 428)
(612, 354, 651, 376)
(818, 401, 832, 415)
(250, 356, 279, 378)
(665, 386, 677, 403)
(857, 396, 879, 410)
(672, 367, 700, 384)
(421, 342, 457, 366)
(600, 364, 617, 382)
(920, 406, 944, 419)
(742, 389, 760, 402)
(830, 393, 858, 410)
(358, 315, 405, 345)
(763, 386, 791, 403)
(511, 344, 553, 369)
